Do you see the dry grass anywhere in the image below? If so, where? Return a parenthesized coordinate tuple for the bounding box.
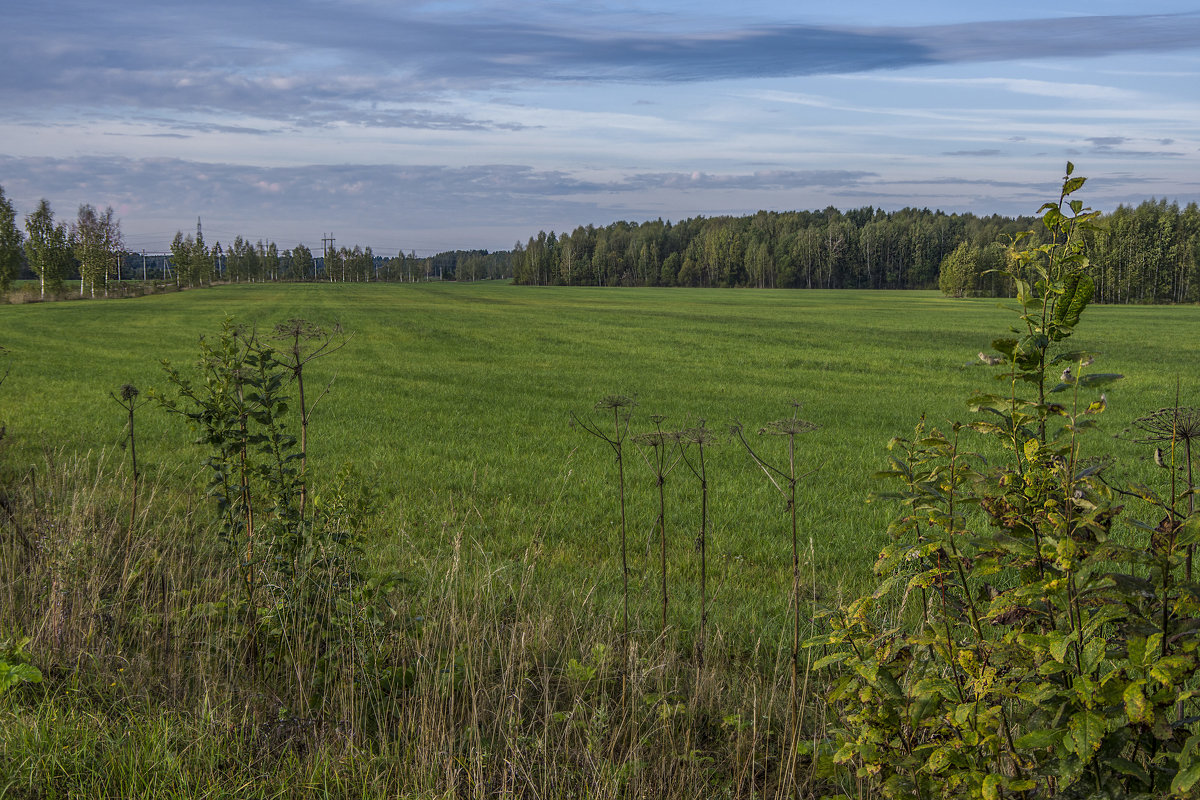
(0, 450, 830, 798)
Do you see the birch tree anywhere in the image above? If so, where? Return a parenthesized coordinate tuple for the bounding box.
(73, 204, 122, 297)
(24, 199, 70, 298)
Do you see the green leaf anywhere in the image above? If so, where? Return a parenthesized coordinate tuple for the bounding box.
(0, 661, 43, 695)
(875, 665, 905, 699)
(1149, 655, 1193, 687)
(1051, 272, 1094, 334)
(1048, 630, 1072, 664)
(1177, 513, 1200, 548)
(991, 338, 1019, 358)
(1172, 762, 1200, 795)
(1015, 728, 1062, 749)
(925, 745, 954, 774)
(1105, 756, 1150, 785)
(1064, 709, 1106, 761)
(910, 693, 940, 726)
(982, 773, 1001, 800)
(812, 652, 849, 670)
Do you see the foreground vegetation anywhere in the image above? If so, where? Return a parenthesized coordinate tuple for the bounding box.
(2, 177, 1199, 797)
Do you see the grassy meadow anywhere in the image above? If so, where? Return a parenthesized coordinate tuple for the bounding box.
(2, 283, 1194, 601)
(2, 282, 1198, 797)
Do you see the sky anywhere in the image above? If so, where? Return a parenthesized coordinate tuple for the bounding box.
(1, 1, 1198, 256)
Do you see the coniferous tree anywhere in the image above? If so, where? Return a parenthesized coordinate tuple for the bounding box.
(0, 185, 23, 293)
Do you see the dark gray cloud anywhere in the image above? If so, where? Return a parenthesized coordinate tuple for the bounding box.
(2, 3, 1197, 126)
(1084, 137, 1184, 158)
(1088, 137, 1129, 148)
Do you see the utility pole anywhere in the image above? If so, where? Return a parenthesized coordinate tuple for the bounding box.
(142, 250, 147, 282)
(321, 233, 335, 282)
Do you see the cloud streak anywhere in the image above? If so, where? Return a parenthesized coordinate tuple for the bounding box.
(4, 5, 1198, 125)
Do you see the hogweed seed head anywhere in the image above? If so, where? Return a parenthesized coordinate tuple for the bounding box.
(595, 394, 636, 411)
(633, 430, 671, 449)
(682, 423, 716, 446)
(759, 417, 818, 437)
(1130, 406, 1200, 444)
(273, 318, 326, 342)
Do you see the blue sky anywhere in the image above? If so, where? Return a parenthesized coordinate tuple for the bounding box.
(2, 1, 1197, 256)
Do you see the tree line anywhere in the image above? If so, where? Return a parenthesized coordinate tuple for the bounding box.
(166, 235, 513, 285)
(511, 201, 1200, 303)
(0, 186, 514, 296)
(4, 182, 1197, 303)
(1, 189, 124, 299)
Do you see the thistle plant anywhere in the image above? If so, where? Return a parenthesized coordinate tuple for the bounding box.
(572, 394, 637, 648)
(732, 402, 817, 713)
(633, 415, 682, 636)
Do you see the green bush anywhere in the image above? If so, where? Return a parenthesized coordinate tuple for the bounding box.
(813, 165, 1200, 799)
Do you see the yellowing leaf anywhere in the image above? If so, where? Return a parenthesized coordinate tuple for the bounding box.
(1065, 709, 1106, 762)
(1124, 681, 1151, 725)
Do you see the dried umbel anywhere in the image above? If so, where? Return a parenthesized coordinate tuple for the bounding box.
(1129, 404, 1200, 579)
(759, 416, 818, 437)
(571, 393, 638, 664)
(1130, 405, 1200, 445)
(594, 394, 636, 412)
(732, 402, 818, 721)
(757, 401, 818, 439)
(679, 420, 716, 447)
(631, 430, 675, 449)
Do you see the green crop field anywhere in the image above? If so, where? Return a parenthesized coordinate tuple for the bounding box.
(4, 282, 1200, 798)
(2, 283, 1195, 631)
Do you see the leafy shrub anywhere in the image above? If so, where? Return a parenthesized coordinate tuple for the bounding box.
(813, 165, 1200, 798)
(156, 319, 375, 718)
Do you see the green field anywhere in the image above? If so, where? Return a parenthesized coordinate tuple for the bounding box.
(2, 283, 1195, 624)
(4, 282, 1200, 798)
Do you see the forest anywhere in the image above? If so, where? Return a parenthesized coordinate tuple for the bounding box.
(511, 199, 1200, 303)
